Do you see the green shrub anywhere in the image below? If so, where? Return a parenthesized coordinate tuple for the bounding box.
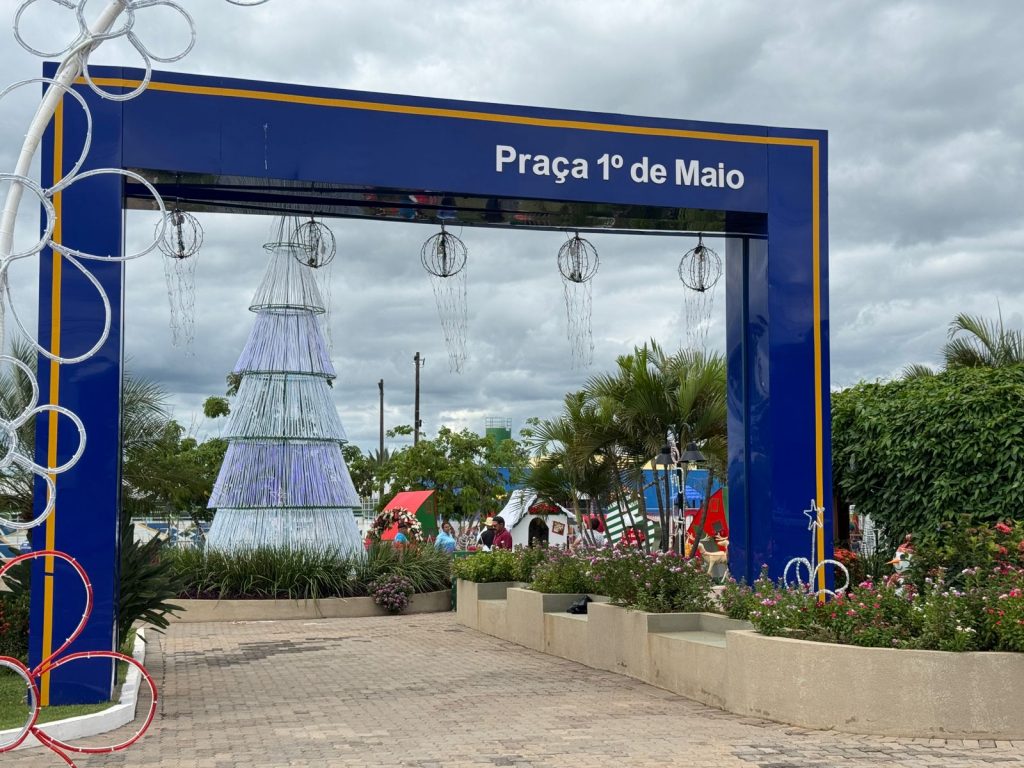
(718, 567, 772, 621)
(584, 547, 715, 612)
(370, 574, 414, 614)
(832, 366, 1024, 536)
(513, 547, 546, 583)
(529, 549, 595, 594)
(0, 591, 29, 661)
(169, 543, 451, 600)
(631, 554, 715, 613)
(118, 513, 183, 649)
(451, 549, 521, 583)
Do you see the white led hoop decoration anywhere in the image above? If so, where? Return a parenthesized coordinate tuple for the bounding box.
(0, 2, 270, 763)
(156, 208, 203, 260)
(0, 658, 38, 751)
(556, 232, 599, 369)
(292, 217, 336, 268)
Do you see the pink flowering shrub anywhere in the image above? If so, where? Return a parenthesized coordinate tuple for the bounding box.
(371, 574, 415, 614)
(529, 545, 714, 613)
(529, 547, 596, 594)
(735, 522, 1024, 652)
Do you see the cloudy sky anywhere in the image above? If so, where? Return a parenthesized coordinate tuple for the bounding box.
(2, 0, 1023, 453)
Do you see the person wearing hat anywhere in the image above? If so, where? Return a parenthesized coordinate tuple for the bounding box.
(492, 516, 513, 550)
(478, 517, 496, 550)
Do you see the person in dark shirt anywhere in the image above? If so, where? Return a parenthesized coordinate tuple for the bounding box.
(492, 516, 513, 550)
(479, 518, 496, 550)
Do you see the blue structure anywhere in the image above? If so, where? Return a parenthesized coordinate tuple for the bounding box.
(33, 64, 831, 703)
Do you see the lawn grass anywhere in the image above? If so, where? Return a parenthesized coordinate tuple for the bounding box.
(0, 658, 130, 730)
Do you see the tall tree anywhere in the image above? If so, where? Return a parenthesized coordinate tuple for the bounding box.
(383, 426, 529, 522)
(584, 341, 727, 549)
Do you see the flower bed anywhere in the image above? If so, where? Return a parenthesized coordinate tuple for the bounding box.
(454, 522, 1024, 652)
(722, 521, 1024, 652)
(453, 545, 714, 613)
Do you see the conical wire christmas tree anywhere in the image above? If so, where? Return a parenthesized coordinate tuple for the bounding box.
(206, 219, 361, 553)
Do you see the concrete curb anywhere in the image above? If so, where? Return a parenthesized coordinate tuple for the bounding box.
(170, 589, 453, 622)
(3, 629, 147, 752)
(456, 579, 1024, 739)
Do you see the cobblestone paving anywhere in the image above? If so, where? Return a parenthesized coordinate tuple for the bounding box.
(9, 612, 1024, 767)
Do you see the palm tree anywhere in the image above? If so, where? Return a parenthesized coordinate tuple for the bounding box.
(584, 341, 728, 550)
(943, 312, 1024, 369)
(0, 340, 175, 527)
(903, 311, 1024, 378)
(0, 339, 39, 523)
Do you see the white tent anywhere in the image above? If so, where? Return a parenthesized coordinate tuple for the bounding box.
(497, 490, 575, 548)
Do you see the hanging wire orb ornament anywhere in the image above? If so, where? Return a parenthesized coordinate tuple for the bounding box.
(291, 217, 336, 268)
(420, 222, 468, 278)
(557, 232, 599, 284)
(294, 216, 338, 352)
(156, 208, 204, 351)
(421, 224, 468, 372)
(678, 234, 722, 348)
(557, 232, 599, 368)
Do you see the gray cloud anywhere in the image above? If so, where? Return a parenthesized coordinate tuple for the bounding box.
(1, 0, 1022, 452)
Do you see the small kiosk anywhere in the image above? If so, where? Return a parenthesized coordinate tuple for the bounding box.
(496, 490, 574, 548)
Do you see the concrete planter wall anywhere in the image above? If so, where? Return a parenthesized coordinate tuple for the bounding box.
(455, 579, 1024, 739)
(171, 589, 451, 623)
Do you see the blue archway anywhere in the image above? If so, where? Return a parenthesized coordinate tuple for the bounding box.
(33, 63, 831, 703)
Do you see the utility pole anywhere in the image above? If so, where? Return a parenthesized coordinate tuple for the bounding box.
(378, 379, 385, 500)
(413, 352, 424, 445)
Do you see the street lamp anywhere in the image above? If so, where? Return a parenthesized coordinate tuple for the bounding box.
(678, 440, 706, 556)
(653, 445, 675, 551)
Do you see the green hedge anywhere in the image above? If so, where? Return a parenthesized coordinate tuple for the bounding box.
(832, 365, 1024, 537)
(169, 543, 451, 600)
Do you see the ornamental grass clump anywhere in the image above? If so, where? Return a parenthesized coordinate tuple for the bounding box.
(357, 542, 452, 595)
(169, 542, 452, 600)
(371, 574, 415, 614)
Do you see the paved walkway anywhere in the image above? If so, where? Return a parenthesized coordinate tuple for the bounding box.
(10, 613, 1024, 767)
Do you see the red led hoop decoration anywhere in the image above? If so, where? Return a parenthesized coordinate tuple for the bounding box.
(32, 650, 158, 755)
(0, 550, 158, 766)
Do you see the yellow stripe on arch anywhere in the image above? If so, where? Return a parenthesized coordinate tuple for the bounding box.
(812, 145, 826, 594)
(79, 76, 821, 149)
(40, 97, 65, 707)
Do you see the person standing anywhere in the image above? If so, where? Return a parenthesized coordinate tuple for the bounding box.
(435, 521, 457, 553)
(492, 516, 513, 550)
(394, 523, 410, 544)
